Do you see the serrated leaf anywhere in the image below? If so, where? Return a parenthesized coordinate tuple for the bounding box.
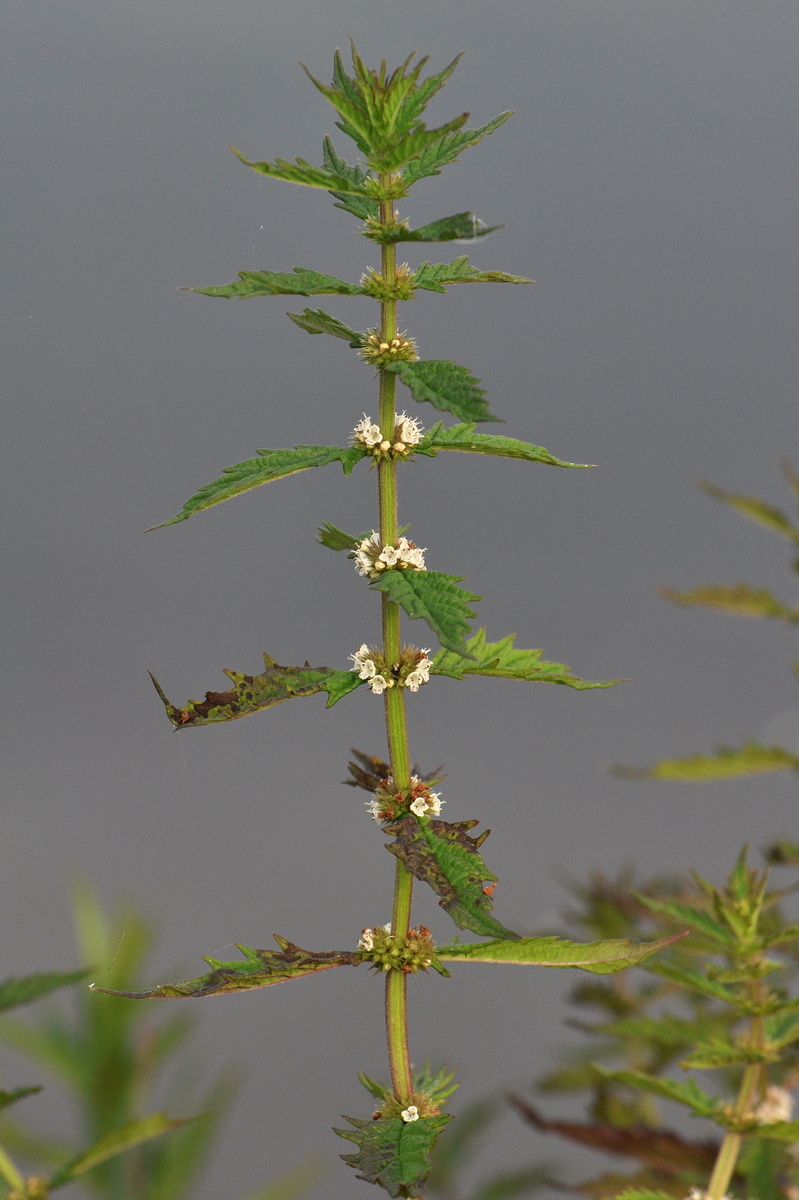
(615, 743, 799, 781)
(184, 267, 366, 299)
(317, 522, 360, 552)
(49, 1112, 188, 1188)
(370, 570, 480, 656)
(387, 359, 498, 423)
(431, 628, 619, 691)
(384, 814, 519, 940)
(633, 894, 734, 944)
(149, 653, 363, 728)
(379, 212, 502, 244)
(437, 934, 683, 974)
(286, 307, 362, 344)
(413, 256, 532, 293)
(147, 445, 366, 529)
(0, 1085, 42, 1111)
(595, 1068, 721, 1120)
(230, 147, 370, 196)
(370, 113, 470, 174)
(417, 422, 593, 467)
(700, 480, 799, 543)
(0, 968, 91, 1014)
(661, 584, 799, 622)
(322, 136, 379, 220)
(680, 1038, 777, 1069)
(648, 961, 742, 1005)
(90, 936, 359, 999)
(335, 1112, 452, 1197)
(404, 112, 514, 185)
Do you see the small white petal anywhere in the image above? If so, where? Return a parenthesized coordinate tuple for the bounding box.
(410, 796, 428, 816)
(401, 1105, 419, 1123)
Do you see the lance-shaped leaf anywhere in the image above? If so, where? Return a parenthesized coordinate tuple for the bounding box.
(49, 1113, 189, 1189)
(229, 146, 370, 196)
(387, 359, 497, 423)
(660, 583, 799, 622)
(149, 653, 363, 728)
(370, 570, 480, 657)
(700, 480, 799, 543)
(147, 445, 366, 530)
(91, 936, 360, 999)
(335, 1112, 452, 1198)
(413, 256, 532, 293)
(322, 136, 378, 220)
(286, 307, 362, 345)
(431, 628, 619, 691)
(614, 743, 799, 782)
(384, 814, 519, 940)
(744, 1120, 799, 1143)
(404, 111, 514, 185)
(0, 968, 91, 1014)
(417, 422, 593, 468)
(375, 212, 503, 244)
(0, 1086, 42, 1112)
(594, 1069, 721, 1121)
(680, 1038, 778, 1070)
(633, 894, 734, 945)
(184, 266, 366, 300)
(647, 962, 741, 1006)
(436, 933, 683, 975)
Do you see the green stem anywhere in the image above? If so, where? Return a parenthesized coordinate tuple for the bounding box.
(706, 1003, 765, 1200)
(0, 1142, 25, 1192)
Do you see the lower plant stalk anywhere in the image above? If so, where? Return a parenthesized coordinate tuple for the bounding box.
(0, 1143, 25, 1192)
(706, 1037, 763, 1199)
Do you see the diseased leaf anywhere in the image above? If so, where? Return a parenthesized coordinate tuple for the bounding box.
(184, 267, 366, 300)
(91, 936, 359, 1000)
(431, 628, 619, 691)
(286, 307, 362, 344)
(594, 1069, 721, 1120)
(0, 1086, 42, 1111)
(147, 445, 366, 529)
(700, 480, 799, 543)
(335, 1112, 452, 1198)
(322, 136, 378, 220)
(413, 256, 532, 293)
(387, 359, 497, 423)
(50, 1112, 188, 1188)
(0, 968, 91, 1014)
(404, 112, 514, 185)
(370, 570, 480, 656)
(417, 422, 593, 468)
(378, 212, 502, 244)
(437, 934, 683, 975)
(661, 583, 799, 622)
(230, 147, 370, 196)
(614, 743, 799, 781)
(384, 814, 519, 940)
(149, 653, 363, 728)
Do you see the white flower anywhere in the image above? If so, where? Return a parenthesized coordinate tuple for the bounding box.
(409, 791, 444, 817)
(353, 533, 383, 578)
(349, 644, 378, 680)
(365, 797, 383, 821)
(754, 1085, 794, 1124)
(351, 414, 383, 447)
(368, 674, 391, 695)
(394, 412, 424, 449)
(396, 537, 426, 570)
(357, 928, 374, 951)
(404, 654, 431, 692)
(401, 1105, 419, 1123)
(354, 533, 426, 580)
(409, 796, 428, 817)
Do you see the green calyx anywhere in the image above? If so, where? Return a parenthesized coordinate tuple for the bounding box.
(358, 925, 436, 974)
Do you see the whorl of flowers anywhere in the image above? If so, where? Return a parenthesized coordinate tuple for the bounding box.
(349, 645, 432, 696)
(753, 1085, 794, 1125)
(365, 773, 444, 823)
(356, 923, 435, 974)
(350, 412, 424, 459)
(359, 329, 419, 368)
(353, 532, 426, 580)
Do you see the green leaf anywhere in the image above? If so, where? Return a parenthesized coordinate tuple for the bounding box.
(404, 112, 514, 185)
(0, 968, 91, 1014)
(417, 422, 593, 467)
(764, 840, 799, 866)
(413, 256, 532, 292)
(436, 934, 683, 975)
(230, 146, 371, 196)
(286, 307, 362, 344)
(661, 583, 799, 622)
(317, 522, 360, 552)
(184, 267, 366, 299)
(595, 1068, 720, 1120)
(431, 628, 620, 691)
(370, 570, 480, 656)
(749, 1120, 799, 1143)
(610, 1190, 684, 1200)
(680, 1038, 777, 1069)
(90, 936, 360, 1000)
(648, 961, 741, 1006)
(765, 1011, 799, 1046)
(149, 653, 363, 728)
(700, 480, 799, 543)
(335, 1112, 452, 1198)
(384, 814, 519, 940)
(378, 212, 503, 244)
(49, 1112, 188, 1188)
(322, 136, 378, 220)
(387, 359, 498, 423)
(147, 445, 366, 529)
(0, 1085, 42, 1111)
(615, 743, 799, 781)
(633, 894, 734, 944)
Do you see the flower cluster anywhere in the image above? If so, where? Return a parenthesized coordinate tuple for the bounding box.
(365, 774, 444, 823)
(353, 532, 426, 580)
(350, 412, 424, 459)
(356, 923, 435, 974)
(359, 329, 419, 368)
(753, 1085, 794, 1125)
(359, 262, 416, 301)
(357, 923, 391, 952)
(349, 645, 432, 696)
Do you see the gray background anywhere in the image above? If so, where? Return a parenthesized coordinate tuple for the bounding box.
(3, 1, 799, 1196)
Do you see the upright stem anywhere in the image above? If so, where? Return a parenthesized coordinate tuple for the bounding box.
(378, 185, 414, 1103)
(706, 985, 766, 1200)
